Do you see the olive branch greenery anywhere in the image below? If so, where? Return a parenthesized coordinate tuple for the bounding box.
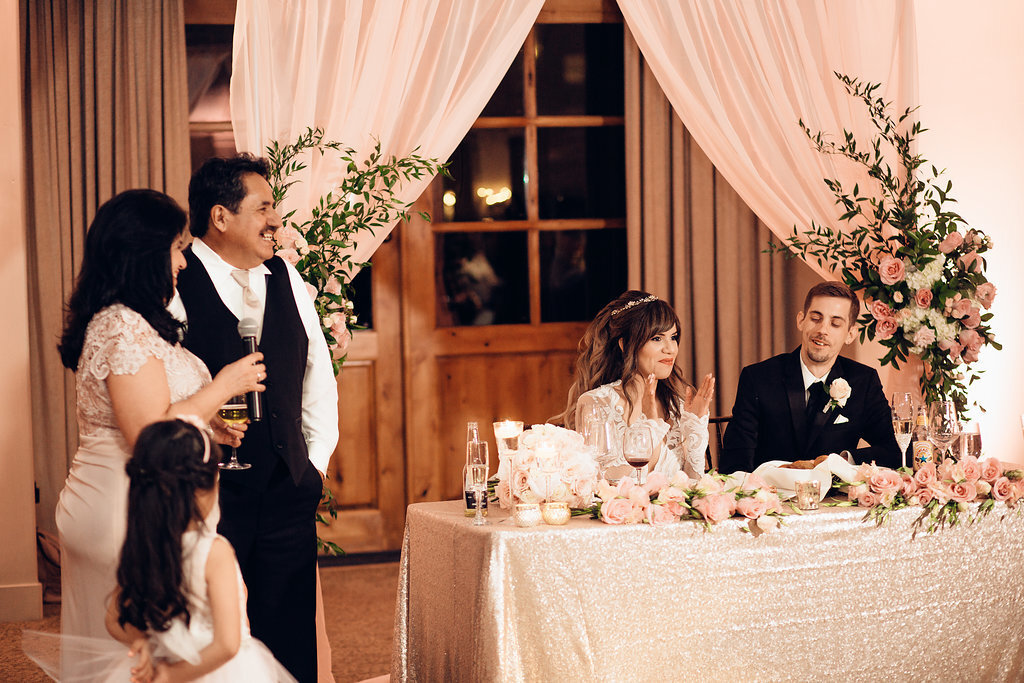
(766, 73, 999, 415)
(264, 127, 446, 554)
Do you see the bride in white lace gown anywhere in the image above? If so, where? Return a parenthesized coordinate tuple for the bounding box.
(55, 190, 266, 647)
(560, 290, 716, 480)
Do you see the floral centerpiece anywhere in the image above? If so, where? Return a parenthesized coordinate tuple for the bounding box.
(835, 458, 1023, 537)
(495, 424, 598, 509)
(768, 73, 1000, 414)
(592, 472, 786, 534)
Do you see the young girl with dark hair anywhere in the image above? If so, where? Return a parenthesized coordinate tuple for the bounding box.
(106, 418, 294, 682)
(55, 190, 266, 646)
(560, 290, 716, 480)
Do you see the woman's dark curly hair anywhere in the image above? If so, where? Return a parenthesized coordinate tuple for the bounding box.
(57, 189, 187, 370)
(116, 419, 221, 633)
(558, 290, 690, 429)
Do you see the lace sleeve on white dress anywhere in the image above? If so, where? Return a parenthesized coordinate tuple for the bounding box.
(665, 408, 710, 479)
(83, 305, 173, 381)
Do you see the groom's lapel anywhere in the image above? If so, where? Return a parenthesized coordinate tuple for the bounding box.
(784, 350, 808, 451)
(804, 359, 845, 456)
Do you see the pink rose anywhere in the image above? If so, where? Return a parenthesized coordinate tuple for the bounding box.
(856, 463, 878, 481)
(496, 479, 512, 509)
(628, 486, 650, 506)
(693, 493, 736, 523)
(938, 232, 964, 253)
(875, 316, 899, 340)
(277, 248, 300, 266)
(914, 288, 933, 309)
(616, 478, 635, 497)
(878, 256, 906, 285)
(975, 282, 997, 310)
(755, 515, 780, 533)
(915, 487, 934, 506)
(949, 481, 977, 503)
(600, 498, 632, 524)
(975, 480, 992, 497)
(959, 250, 979, 272)
(914, 461, 937, 487)
(991, 477, 1014, 503)
(927, 482, 951, 505)
(912, 326, 936, 348)
(643, 473, 668, 495)
(274, 225, 302, 248)
(695, 474, 723, 494)
(980, 458, 1003, 483)
(900, 472, 917, 497)
(305, 283, 318, 300)
(663, 500, 687, 517)
(951, 298, 973, 320)
(625, 502, 648, 524)
(331, 325, 351, 355)
(947, 341, 963, 363)
(870, 300, 896, 320)
(937, 458, 958, 482)
(647, 503, 678, 527)
(962, 306, 981, 329)
(847, 483, 868, 502)
(869, 469, 903, 495)
(735, 496, 769, 519)
(960, 455, 982, 483)
(325, 277, 343, 296)
(743, 473, 769, 491)
(857, 490, 880, 508)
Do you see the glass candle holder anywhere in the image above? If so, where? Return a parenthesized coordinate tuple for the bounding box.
(493, 420, 524, 458)
(512, 503, 542, 527)
(795, 480, 820, 510)
(541, 501, 571, 525)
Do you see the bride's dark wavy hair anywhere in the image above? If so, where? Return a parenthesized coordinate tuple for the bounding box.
(557, 290, 689, 429)
(116, 419, 220, 633)
(58, 189, 188, 370)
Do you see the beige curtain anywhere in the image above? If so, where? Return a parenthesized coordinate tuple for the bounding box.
(625, 34, 813, 467)
(23, 0, 191, 533)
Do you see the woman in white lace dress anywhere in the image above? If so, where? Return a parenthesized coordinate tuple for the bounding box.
(55, 190, 266, 646)
(560, 290, 716, 480)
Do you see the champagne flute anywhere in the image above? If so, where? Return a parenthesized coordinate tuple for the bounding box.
(622, 424, 652, 485)
(959, 421, 982, 460)
(218, 395, 251, 470)
(891, 392, 915, 469)
(928, 401, 960, 463)
(468, 441, 489, 526)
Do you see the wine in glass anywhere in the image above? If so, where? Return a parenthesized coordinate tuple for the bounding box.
(891, 392, 915, 469)
(622, 424, 653, 485)
(959, 421, 982, 460)
(927, 401, 960, 463)
(218, 395, 251, 470)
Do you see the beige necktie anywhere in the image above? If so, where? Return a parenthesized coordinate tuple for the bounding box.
(230, 269, 261, 317)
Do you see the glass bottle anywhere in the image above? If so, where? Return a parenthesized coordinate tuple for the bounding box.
(464, 421, 488, 516)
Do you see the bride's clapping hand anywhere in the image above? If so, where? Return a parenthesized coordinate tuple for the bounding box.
(684, 373, 715, 417)
(210, 413, 245, 448)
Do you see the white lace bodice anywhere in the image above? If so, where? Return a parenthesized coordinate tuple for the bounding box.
(577, 381, 709, 479)
(76, 305, 211, 436)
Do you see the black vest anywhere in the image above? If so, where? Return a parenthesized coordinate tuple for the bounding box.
(176, 248, 309, 489)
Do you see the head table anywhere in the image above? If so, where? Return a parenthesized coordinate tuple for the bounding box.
(391, 499, 1024, 682)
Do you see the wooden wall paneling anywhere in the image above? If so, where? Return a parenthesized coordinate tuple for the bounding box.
(331, 359, 376, 507)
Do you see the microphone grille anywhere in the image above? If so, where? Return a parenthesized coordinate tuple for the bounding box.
(237, 317, 259, 338)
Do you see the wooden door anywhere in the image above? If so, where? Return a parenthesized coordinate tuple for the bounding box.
(401, 16, 628, 505)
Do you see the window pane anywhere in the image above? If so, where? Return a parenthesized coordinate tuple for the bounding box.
(480, 49, 524, 117)
(540, 229, 627, 322)
(535, 24, 624, 116)
(348, 265, 373, 330)
(442, 129, 527, 222)
(186, 25, 233, 122)
(436, 232, 529, 326)
(190, 131, 237, 172)
(537, 126, 625, 219)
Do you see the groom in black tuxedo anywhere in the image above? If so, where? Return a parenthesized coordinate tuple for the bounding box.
(720, 282, 901, 473)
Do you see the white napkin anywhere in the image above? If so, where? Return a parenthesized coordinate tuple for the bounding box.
(751, 460, 832, 501)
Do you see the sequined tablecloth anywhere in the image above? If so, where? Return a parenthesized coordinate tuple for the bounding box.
(392, 500, 1024, 682)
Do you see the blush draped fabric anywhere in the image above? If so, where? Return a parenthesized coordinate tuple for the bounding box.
(617, 0, 919, 278)
(229, 0, 544, 273)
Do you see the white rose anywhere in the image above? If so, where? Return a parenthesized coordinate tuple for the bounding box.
(828, 378, 852, 406)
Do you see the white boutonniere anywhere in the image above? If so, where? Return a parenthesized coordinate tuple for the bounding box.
(823, 377, 851, 413)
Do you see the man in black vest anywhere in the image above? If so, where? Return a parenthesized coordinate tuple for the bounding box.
(720, 281, 901, 474)
(173, 155, 338, 682)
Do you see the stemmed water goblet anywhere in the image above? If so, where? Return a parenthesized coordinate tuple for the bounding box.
(218, 395, 251, 470)
(928, 400, 960, 463)
(622, 424, 653, 485)
(891, 392, 915, 469)
(959, 421, 982, 460)
(585, 418, 616, 477)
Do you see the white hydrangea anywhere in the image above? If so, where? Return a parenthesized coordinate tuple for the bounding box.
(905, 257, 945, 290)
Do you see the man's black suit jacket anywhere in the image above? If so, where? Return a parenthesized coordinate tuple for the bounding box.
(719, 348, 901, 473)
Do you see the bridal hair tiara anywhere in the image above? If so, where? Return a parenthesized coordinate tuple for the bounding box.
(610, 294, 658, 316)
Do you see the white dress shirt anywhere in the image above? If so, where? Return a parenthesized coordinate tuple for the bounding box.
(168, 238, 339, 475)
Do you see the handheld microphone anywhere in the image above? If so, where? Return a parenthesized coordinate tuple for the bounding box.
(237, 317, 263, 422)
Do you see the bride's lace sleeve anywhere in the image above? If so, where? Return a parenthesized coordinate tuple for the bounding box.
(83, 305, 172, 381)
(665, 407, 710, 479)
